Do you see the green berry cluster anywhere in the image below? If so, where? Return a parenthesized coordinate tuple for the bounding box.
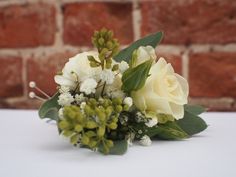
(58, 97, 131, 154)
(88, 28, 120, 70)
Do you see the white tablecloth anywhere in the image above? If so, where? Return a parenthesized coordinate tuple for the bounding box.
(0, 110, 235, 177)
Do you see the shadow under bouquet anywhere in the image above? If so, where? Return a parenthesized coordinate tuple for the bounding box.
(35, 28, 207, 155)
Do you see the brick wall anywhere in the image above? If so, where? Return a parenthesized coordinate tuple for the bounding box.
(0, 0, 236, 111)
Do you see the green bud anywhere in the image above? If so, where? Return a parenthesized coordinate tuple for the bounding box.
(112, 64, 119, 71)
(85, 121, 98, 129)
(123, 104, 130, 111)
(85, 131, 96, 138)
(62, 130, 73, 137)
(58, 120, 70, 130)
(90, 61, 100, 67)
(97, 126, 105, 137)
(112, 98, 122, 105)
(105, 140, 114, 148)
(89, 98, 97, 107)
(108, 122, 117, 130)
(98, 38, 105, 45)
(81, 135, 90, 145)
(115, 105, 123, 113)
(75, 124, 83, 132)
(106, 41, 113, 49)
(84, 105, 94, 116)
(105, 106, 113, 117)
(89, 140, 97, 148)
(95, 108, 106, 122)
(70, 134, 79, 145)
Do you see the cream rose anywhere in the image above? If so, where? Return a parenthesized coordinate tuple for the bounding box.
(54, 51, 101, 90)
(131, 57, 189, 119)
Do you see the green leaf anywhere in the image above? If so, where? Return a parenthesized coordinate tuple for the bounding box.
(184, 104, 206, 115)
(176, 109, 207, 136)
(114, 31, 163, 62)
(98, 140, 128, 155)
(147, 121, 189, 140)
(122, 59, 152, 93)
(38, 92, 60, 121)
(109, 140, 128, 155)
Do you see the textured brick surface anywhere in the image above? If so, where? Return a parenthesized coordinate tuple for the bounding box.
(0, 56, 23, 98)
(27, 51, 77, 96)
(0, 3, 56, 48)
(141, 0, 236, 44)
(189, 52, 236, 98)
(63, 2, 133, 46)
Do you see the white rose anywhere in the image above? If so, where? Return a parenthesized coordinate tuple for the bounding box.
(135, 46, 157, 66)
(131, 57, 189, 119)
(54, 51, 101, 90)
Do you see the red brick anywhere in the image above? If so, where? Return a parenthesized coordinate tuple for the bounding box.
(0, 3, 56, 48)
(0, 56, 23, 97)
(189, 52, 236, 98)
(27, 51, 77, 96)
(156, 54, 182, 75)
(141, 0, 236, 44)
(63, 2, 133, 46)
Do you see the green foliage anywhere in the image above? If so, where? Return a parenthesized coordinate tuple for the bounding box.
(90, 28, 120, 70)
(38, 92, 60, 121)
(146, 121, 189, 140)
(176, 105, 207, 136)
(98, 140, 128, 155)
(114, 31, 163, 63)
(184, 104, 206, 115)
(58, 97, 132, 154)
(121, 59, 153, 93)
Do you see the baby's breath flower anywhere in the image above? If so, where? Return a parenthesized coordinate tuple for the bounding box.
(145, 118, 158, 127)
(123, 97, 133, 107)
(75, 93, 85, 104)
(80, 78, 97, 95)
(139, 135, 152, 146)
(119, 61, 129, 73)
(100, 69, 115, 84)
(59, 86, 70, 93)
(80, 102, 86, 110)
(58, 92, 74, 106)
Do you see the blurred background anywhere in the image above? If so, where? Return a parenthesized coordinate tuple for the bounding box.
(0, 0, 235, 111)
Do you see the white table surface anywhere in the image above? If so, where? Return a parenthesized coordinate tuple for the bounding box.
(0, 110, 235, 177)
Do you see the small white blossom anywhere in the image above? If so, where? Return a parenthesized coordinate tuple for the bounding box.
(145, 118, 158, 127)
(58, 92, 74, 106)
(139, 135, 152, 146)
(80, 78, 97, 95)
(59, 86, 70, 93)
(100, 69, 115, 84)
(119, 61, 129, 73)
(123, 97, 133, 107)
(75, 93, 85, 104)
(58, 108, 64, 119)
(80, 102, 86, 110)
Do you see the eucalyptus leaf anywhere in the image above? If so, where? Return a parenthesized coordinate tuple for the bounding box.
(38, 92, 60, 121)
(184, 104, 206, 115)
(176, 110, 207, 136)
(98, 140, 128, 155)
(147, 121, 188, 140)
(109, 140, 128, 155)
(121, 59, 152, 93)
(114, 31, 163, 62)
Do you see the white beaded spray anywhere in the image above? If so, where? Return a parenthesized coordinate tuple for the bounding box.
(28, 81, 51, 101)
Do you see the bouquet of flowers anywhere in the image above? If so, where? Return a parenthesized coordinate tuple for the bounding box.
(31, 28, 207, 155)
